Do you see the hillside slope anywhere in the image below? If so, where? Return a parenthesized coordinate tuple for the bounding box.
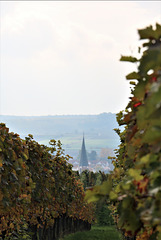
(0, 113, 120, 158)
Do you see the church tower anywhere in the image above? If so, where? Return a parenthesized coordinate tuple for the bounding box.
(79, 135, 89, 173)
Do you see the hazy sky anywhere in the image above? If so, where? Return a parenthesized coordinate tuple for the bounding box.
(0, 1, 161, 116)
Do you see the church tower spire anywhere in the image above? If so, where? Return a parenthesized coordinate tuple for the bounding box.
(79, 134, 88, 173)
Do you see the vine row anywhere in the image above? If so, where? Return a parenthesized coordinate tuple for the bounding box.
(0, 124, 95, 239)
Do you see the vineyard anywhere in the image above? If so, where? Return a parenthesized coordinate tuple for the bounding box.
(0, 126, 95, 239)
(86, 23, 161, 239)
(0, 22, 161, 240)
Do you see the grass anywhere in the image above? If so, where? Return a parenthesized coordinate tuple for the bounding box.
(60, 225, 123, 240)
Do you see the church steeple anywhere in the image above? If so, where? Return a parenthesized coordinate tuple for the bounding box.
(79, 134, 88, 173)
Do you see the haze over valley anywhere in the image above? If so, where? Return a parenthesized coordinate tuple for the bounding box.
(0, 112, 121, 172)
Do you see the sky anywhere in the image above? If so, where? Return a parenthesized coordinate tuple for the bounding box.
(0, 1, 161, 116)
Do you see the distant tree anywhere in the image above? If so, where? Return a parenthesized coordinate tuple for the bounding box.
(95, 173, 102, 186)
(89, 171, 96, 186)
(80, 170, 89, 190)
(78, 170, 108, 189)
(95, 202, 114, 226)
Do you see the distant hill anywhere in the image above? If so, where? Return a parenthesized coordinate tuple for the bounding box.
(0, 113, 121, 157)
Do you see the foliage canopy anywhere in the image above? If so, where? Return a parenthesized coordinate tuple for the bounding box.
(0, 125, 95, 238)
(85, 23, 161, 239)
